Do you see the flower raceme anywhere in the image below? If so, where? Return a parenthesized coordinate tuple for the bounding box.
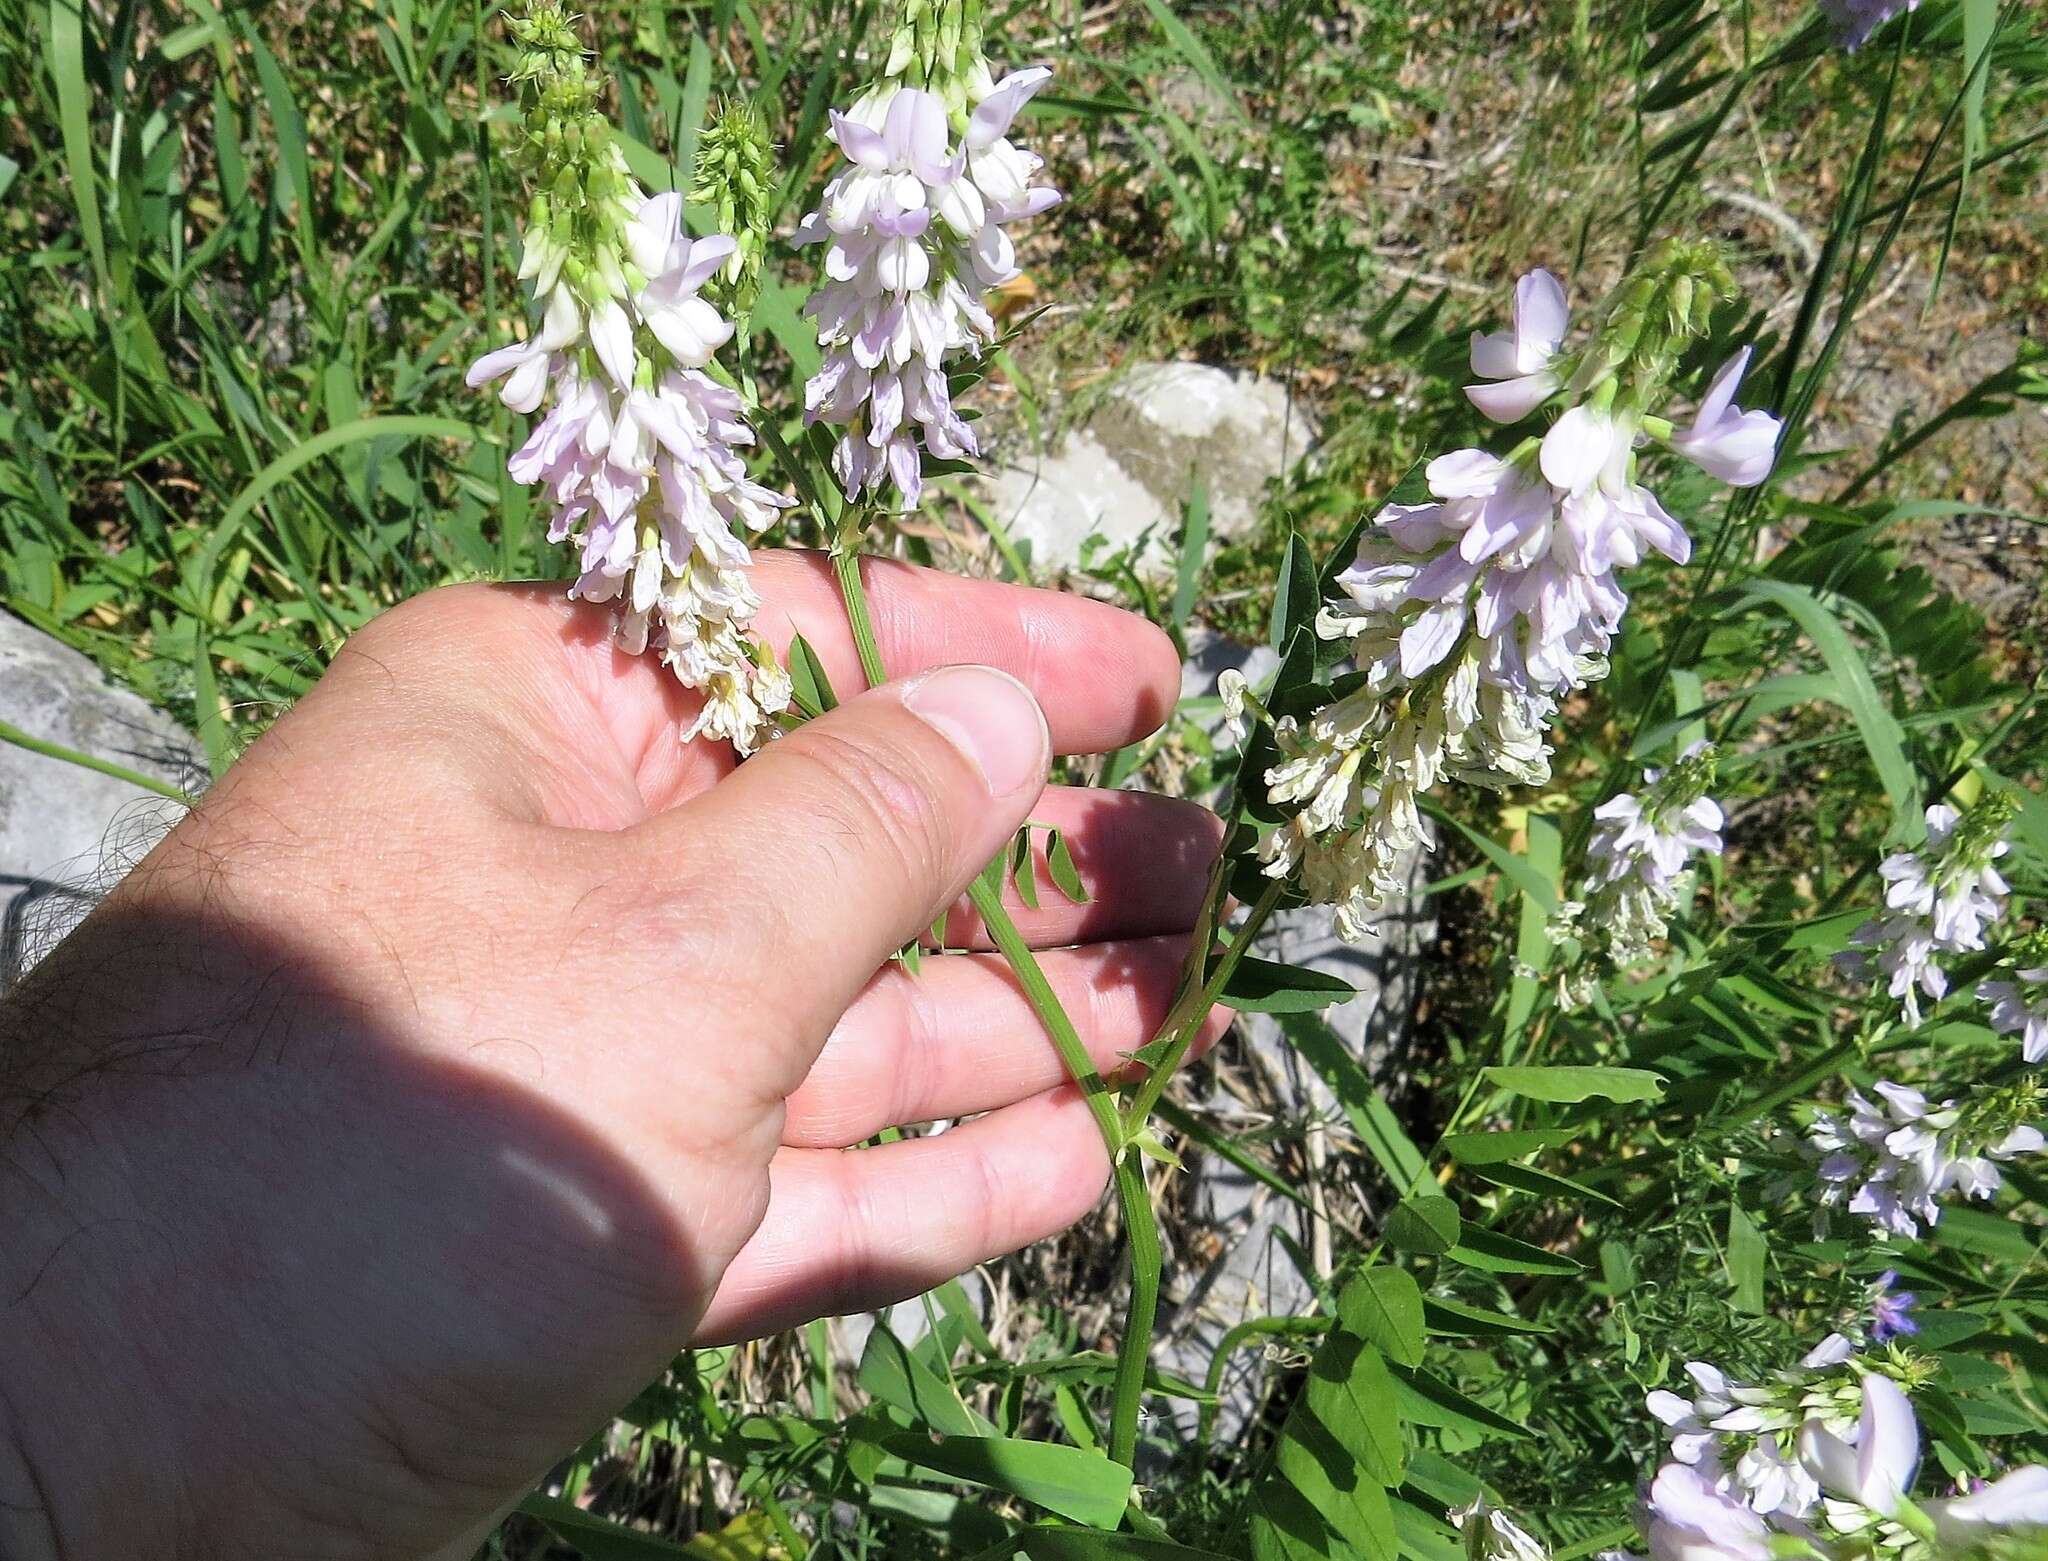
(1837, 796, 2016, 1028)
(1638, 1359, 2048, 1561)
(468, 9, 795, 754)
(1805, 1080, 2045, 1239)
(798, 63, 1060, 509)
(1553, 743, 1723, 986)
(1246, 258, 1780, 941)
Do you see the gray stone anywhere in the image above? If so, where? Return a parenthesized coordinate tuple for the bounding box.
(1150, 628, 1434, 1449)
(0, 613, 202, 987)
(987, 363, 1315, 575)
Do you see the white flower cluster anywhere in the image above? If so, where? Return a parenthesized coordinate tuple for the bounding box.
(1638, 1370, 2048, 1561)
(1836, 799, 2014, 1028)
(1805, 1080, 2044, 1239)
(1555, 745, 1723, 979)
(471, 179, 796, 752)
(1248, 266, 1779, 941)
(797, 65, 1059, 509)
(1644, 1335, 1860, 1527)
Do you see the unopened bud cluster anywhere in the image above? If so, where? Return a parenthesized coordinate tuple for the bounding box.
(689, 98, 777, 314)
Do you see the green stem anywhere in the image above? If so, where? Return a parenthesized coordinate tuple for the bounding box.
(1196, 1315, 1330, 1445)
(0, 718, 189, 803)
(827, 543, 1123, 1163)
(1122, 880, 1284, 1132)
(966, 874, 1123, 1155)
(1106, 1154, 1161, 1469)
(830, 545, 887, 687)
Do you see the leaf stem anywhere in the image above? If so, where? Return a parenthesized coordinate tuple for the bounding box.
(0, 718, 190, 803)
(1106, 1154, 1161, 1470)
(1106, 876, 1286, 1468)
(829, 544, 888, 687)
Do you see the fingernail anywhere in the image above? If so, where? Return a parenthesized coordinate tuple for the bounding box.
(903, 665, 1049, 799)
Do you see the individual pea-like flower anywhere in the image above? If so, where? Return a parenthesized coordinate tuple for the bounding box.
(1979, 962, 2048, 1065)
(1819, 0, 1920, 50)
(1466, 268, 1569, 422)
(1644, 1463, 1773, 1561)
(1837, 796, 2016, 1027)
(1667, 347, 1781, 486)
(1450, 1494, 1549, 1561)
(1869, 1271, 1919, 1343)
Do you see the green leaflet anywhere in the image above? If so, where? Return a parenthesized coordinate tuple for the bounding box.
(880, 1433, 1134, 1528)
(1387, 1196, 1462, 1256)
(1336, 1266, 1426, 1369)
(1732, 580, 1919, 840)
(1482, 1066, 1667, 1104)
(1222, 955, 1359, 1013)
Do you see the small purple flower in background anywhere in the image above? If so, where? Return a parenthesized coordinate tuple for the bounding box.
(1819, 0, 1919, 50)
(1868, 1271, 1918, 1342)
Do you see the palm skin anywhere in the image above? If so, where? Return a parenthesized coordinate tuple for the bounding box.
(0, 554, 1226, 1561)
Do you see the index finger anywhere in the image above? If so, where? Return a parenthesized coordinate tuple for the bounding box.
(751, 550, 1181, 757)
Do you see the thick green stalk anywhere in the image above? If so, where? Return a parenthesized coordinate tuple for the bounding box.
(966, 874, 1123, 1154)
(1106, 1154, 1161, 1469)
(0, 718, 189, 803)
(830, 545, 888, 686)
(826, 546, 1121, 1165)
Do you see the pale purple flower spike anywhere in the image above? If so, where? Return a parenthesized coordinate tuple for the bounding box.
(798, 67, 1060, 509)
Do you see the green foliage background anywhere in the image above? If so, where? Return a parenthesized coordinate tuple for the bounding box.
(5, 0, 2048, 1557)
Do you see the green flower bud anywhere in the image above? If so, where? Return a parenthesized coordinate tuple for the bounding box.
(688, 95, 779, 315)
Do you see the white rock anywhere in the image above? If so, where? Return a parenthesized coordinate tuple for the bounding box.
(987, 363, 1315, 575)
(1, 612, 201, 986)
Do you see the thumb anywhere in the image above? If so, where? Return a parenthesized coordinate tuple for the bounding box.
(634, 663, 1050, 1047)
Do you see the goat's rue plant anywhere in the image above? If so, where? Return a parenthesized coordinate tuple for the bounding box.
(454, 0, 2048, 1555)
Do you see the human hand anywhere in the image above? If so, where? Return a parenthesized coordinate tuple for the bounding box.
(0, 557, 1226, 1561)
